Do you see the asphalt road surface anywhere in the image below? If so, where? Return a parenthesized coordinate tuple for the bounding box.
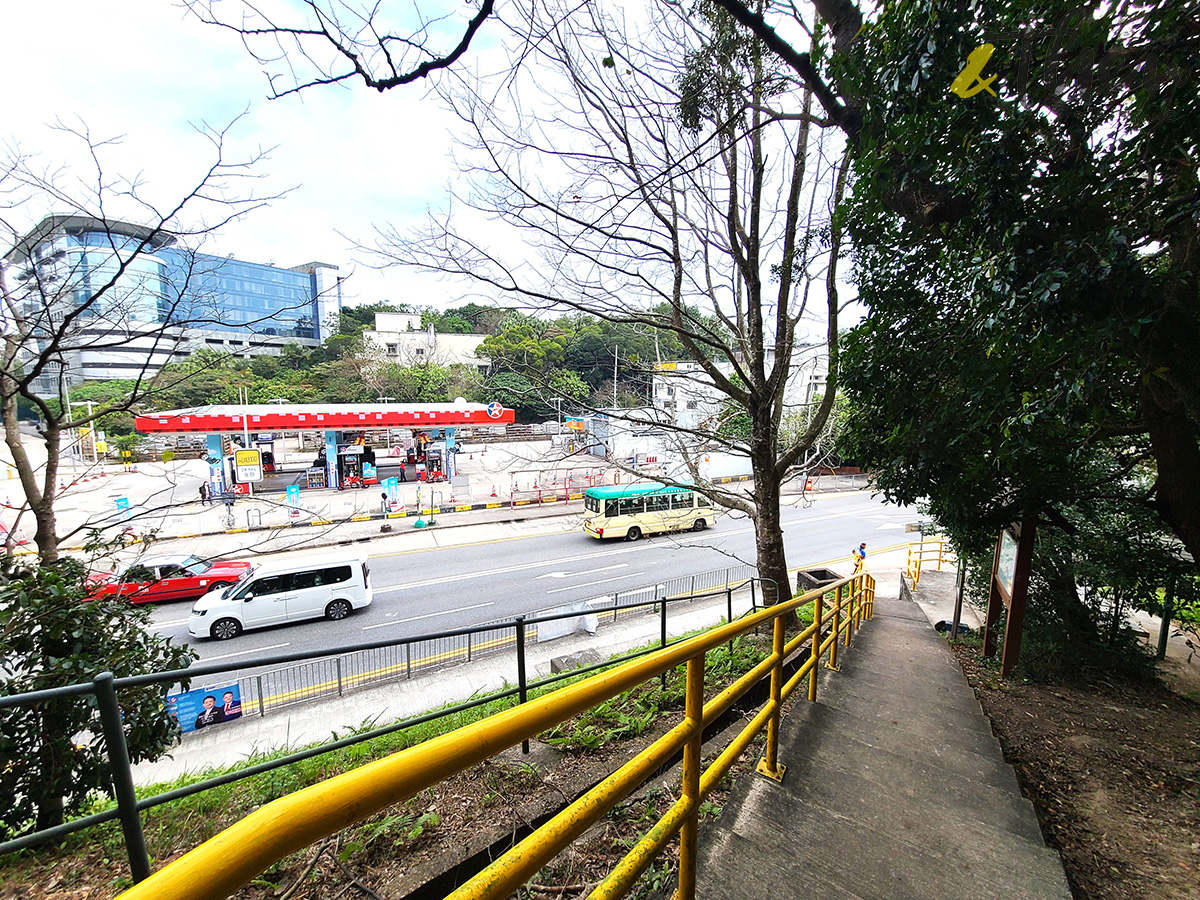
(145, 492, 914, 664)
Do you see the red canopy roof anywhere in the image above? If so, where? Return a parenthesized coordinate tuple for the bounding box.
(134, 403, 515, 434)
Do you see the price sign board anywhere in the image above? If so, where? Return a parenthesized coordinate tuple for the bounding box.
(234, 449, 264, 483)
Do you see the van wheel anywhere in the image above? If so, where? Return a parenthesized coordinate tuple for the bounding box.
(625, 527, 642, 542)
(211, 618, 242, 640)
(326, 599, 352, 621)
(692, 519, 707, 532)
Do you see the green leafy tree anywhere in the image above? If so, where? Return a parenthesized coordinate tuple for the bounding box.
(702, 0, 1200, 568)
(0, 559, 196, 834)
(476, 313, 571, 373)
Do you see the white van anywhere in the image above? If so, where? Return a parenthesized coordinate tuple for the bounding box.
(188, 552, 372, 640)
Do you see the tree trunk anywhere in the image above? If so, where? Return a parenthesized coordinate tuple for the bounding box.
(752, 458, 790, 606)
(31, 707, 68, 832)
(1, 399, 60, 564)
(1140, 228, 1200, 565)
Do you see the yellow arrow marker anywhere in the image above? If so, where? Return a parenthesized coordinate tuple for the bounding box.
(950, 44, 998, 98)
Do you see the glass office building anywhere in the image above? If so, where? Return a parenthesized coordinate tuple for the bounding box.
(3, 216, 340, 387)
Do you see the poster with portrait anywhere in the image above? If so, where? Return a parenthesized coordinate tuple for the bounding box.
(167, 683, 244, 734)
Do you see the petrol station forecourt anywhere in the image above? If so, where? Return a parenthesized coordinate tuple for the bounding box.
(133, 400, 518, 499)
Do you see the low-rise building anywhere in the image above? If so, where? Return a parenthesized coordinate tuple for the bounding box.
(361, 312, 490, 373)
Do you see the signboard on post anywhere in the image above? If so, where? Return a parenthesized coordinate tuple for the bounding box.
(983, 521, 1036, 677)
(234, 449, 263, 483)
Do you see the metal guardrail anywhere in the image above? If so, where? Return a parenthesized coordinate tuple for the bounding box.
(0, 564, 763, 876)
(233, 564, 758, 715)
(116, 572, 876, 900)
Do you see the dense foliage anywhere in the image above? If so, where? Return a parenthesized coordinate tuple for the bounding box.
(0, 559, 196, 834)
(834, 0, 1198, 670)
(71, 304, 707, 429)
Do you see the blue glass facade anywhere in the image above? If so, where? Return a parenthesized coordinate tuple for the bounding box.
(15, 222, 325, 341)
(159, 251, 318, 339)
(5, 216, 336, 386)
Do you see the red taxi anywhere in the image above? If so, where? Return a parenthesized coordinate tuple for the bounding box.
(88, 554, 251, 604)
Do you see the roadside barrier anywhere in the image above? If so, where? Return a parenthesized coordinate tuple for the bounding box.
(906, 538, 952, 586)
(0, 561, 766, 875)
(116, 571, 875, 900)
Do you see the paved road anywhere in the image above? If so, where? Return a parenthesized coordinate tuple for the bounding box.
(144, 492, 914, 663)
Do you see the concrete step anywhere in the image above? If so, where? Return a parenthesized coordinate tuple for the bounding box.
(690, 586, 1071, 900)
(698, 802, 1070, 900)
(816, 654, 996, 738)
(786, 700, 1018, 793)
(777, 712, 1041, 840)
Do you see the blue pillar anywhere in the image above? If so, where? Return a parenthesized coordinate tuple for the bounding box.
(445, 427, 457, 478)
(206, 434, 226, 493)
(325, 430, 339, 489)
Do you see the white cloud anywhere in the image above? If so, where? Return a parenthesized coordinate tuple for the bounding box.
(0, 0, 472, 309)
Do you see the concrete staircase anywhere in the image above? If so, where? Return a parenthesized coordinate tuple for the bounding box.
(693, 589, 1073, 900)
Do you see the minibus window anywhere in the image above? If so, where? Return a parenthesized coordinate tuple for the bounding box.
(645, 495, 670, 512)
(618, 497, 644, 516)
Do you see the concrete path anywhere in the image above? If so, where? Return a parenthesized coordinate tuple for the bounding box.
(693, 579, 1073, 900)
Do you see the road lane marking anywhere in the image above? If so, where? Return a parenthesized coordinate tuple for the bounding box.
(201, 642, 290, 661)
(536, 564, 628, 579)
(361, 601, 495, 630)
(545, 573, 645, 594)
(373, 548, 646, 592)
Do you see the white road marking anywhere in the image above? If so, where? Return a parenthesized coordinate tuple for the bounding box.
(373, 547, 644, 592)
(202, 642, 290, 661)
(545, 573, 644, 594)
(536, 564, 628, 579)
(361, 601, 495, 630)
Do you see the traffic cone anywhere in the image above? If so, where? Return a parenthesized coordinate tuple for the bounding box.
(490, 485, 498, 497)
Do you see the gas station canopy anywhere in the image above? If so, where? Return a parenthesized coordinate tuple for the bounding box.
(134, 402, 515, 434)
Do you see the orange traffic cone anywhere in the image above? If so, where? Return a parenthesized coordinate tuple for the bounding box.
(490, 485, 498, 497)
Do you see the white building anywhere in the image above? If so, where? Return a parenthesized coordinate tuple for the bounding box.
(650, 345, 829, 431)
(362, 312, 491, 373)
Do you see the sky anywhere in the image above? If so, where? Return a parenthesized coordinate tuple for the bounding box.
(0, 1, 477, 310)
(0, 1, 853, 335)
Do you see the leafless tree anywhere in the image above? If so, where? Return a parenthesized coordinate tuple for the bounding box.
(0, 122, 291, 564)
(360, 2, 849, 603)
(184, 0, 497, 99)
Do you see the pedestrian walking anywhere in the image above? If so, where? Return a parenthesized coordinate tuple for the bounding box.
(399, 462, 407, 482)
(853, 542, 867, 573)
(199, 482, 209, 505)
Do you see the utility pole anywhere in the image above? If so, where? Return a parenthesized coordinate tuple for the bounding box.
(613, 346, 618, 408)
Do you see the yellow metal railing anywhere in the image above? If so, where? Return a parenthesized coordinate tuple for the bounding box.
(117, 573, 875, 900)
(906, 538, 951, 586)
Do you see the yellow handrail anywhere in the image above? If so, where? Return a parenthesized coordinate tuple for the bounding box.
(906, 538, 951, 586)
(118, 574, 876, 900)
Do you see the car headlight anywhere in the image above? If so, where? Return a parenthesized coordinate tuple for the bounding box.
(191, 608, 207, 617)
